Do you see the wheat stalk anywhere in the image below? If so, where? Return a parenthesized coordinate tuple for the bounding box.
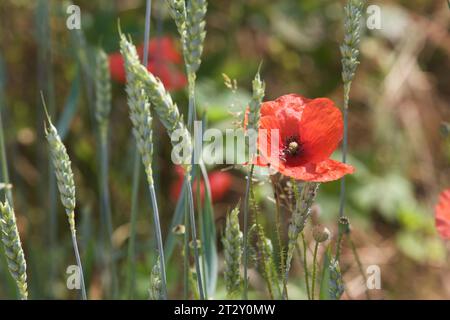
(0, 199, 28, 300)
(43, 95, 87, 300)
(242, 71, 265, 300)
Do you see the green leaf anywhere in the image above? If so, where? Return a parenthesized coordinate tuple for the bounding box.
(200, 162, 218, 298)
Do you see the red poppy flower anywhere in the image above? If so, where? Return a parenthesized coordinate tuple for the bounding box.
(255, 94, 354, 182)
(170, 166, 233, 203)
(435, 189, 450, 240)
(109, 36, 187, 90)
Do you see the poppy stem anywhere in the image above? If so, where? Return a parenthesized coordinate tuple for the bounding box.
(242, 164, 254, 300)
(298, 236, 311, 300)
(311, 241, 319, 300)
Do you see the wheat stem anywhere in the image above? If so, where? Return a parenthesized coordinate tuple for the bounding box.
(126, 150, 141, 298)
(186, 179, 205, 299)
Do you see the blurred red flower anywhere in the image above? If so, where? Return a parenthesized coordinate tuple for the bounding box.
(170, 166, 233, 203)
(255, 94, 354, 182)
(435, 189, 450, 239)
(109, 37, 187, 90)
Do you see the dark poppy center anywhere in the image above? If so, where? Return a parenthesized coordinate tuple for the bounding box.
(281, 136, 302, 161)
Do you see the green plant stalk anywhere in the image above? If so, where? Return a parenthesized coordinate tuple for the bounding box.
(301, 233, 311, 300)
(311, 241, 319, 300)
(70, 228, 87, 300)
(186, 179, 205, 300)
(196, 172, 208, 299)
(338, 0, 364, 248)
(0, 110, 11, 203)
(126, 151, 141, 298)
(99, 128, 118, 298)
(184, 196, 190, 299)
(242, 164, 254, 300)
(148, 183, 168, 299)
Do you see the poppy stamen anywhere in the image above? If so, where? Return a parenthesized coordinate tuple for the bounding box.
(282, 136, 302, 160)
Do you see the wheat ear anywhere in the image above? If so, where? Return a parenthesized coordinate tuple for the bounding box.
(120, 34, 192, 173)
(222, 205, 242, 298)
(43, 95, 87, 300)
(123, 60, 168, 299)
(0, 199, 28, 299)
(95, 48, 112, 134)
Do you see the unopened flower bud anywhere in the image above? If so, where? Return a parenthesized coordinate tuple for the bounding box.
(313, 224, 331, 243)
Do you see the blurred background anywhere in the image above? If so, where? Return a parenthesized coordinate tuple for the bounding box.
(0, 0, 449, 299)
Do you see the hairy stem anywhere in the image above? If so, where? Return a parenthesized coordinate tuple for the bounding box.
(311, 241, 319, 300)
(301, 233, 311, 300)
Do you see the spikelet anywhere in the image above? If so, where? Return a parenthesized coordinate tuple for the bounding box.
(340, 0, 364, 90)
(329, 258, 345, 300)
(124, 74, 154, 185)
(149, 256, 163, 300)
(120, 34, 192, 173)
(44, 111, 76, 233)
(166, 0, 187, 40)
(0, 199, 28, 299)
(246, 72, 265, 160)
(222, 205, 242, 298)
(246, 72, 265, 132)
(185, 0, 207, 76)
(95, 48, 112, 133)
(285, 182, 319, 278)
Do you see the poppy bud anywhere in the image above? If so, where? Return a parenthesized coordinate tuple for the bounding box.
(313, 224, 331, 243)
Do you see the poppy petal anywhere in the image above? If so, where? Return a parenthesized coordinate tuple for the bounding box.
(256, 116, 282, 167)
(435, 189, 450, 240)
(299, 98, 344, 163)
(281, 158, 354, 182)
(275, 94, 311, 112)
